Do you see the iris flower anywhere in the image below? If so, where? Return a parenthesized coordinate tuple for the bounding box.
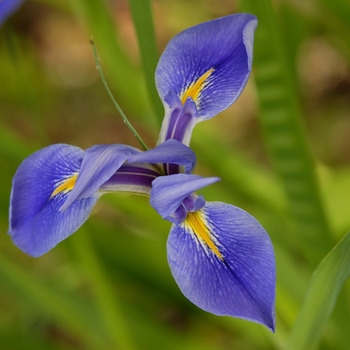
(9, 14, 276, 330)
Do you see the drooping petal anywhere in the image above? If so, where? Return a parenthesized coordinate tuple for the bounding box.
(0, 0, 25, 26)
(156, 14, 257, 123)
(9, 144, 98, 257)
(128, 138, 197, 174)
(167, 202, 276, 331)
(61, 144, 141, 211)
(150, 174, 220, 223)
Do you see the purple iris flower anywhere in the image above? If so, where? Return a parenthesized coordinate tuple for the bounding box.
(8, 14, 276, 331)
(0, 0, 25, 26)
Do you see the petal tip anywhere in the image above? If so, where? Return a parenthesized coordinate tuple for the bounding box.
(156, 13, 259, 122)
(167, 201, 276, 330)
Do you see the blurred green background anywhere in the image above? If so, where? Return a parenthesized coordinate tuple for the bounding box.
(1, 0, 350, 349)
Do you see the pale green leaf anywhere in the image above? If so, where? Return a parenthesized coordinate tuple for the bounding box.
(287, 231, 350, 350)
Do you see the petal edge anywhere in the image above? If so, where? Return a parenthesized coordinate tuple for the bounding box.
(167, 202, 276, 330)
(9, 144, 98, 256)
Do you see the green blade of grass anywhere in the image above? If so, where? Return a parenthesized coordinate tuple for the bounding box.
(128, 0, 164, 126)
(287, 231, 350, 350)
(0, 255, 106, 349)
(239, 0, 333, 265)
(70, 227, 135, 350)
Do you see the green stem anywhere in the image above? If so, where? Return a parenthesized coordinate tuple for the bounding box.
(90, 39, 149, 151)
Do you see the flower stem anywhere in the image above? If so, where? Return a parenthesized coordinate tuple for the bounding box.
(90, 38, 149, 151)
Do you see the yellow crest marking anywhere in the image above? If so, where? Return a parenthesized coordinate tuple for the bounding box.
(180, 68, 215, 105)
(185, 210, 223, 260)
(50, 174, 78, 198)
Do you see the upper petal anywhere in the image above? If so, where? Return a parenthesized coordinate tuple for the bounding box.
(167, 202, 276, 330)
(9, 144, 98, 257)
(156, 13, 257, 121)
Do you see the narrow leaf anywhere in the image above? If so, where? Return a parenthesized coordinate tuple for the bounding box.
(0, 255, 106, 348)
(287, 231, 350, 350)
(128, 0, 164, 126)
(239, 0, 333, 264)
(71, 227, 135, 350)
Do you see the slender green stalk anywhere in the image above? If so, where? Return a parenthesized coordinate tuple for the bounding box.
(128, 0, 164, 126)
(69, 0, 148, 116)
(90, 39, 149, 151)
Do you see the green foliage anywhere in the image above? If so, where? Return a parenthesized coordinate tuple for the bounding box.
(287, 230, 350, 350)
(240, 0, 333, 265)
(1, 0, 350, 349)
(128, 0, 164, 126)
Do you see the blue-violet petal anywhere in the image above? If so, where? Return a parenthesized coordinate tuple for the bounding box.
(128, 139, 197, 174)
(9, 144, 98, 257)
(156, 14, 257, 121)
(150, 174, 220, 222)
(167, 201, 276, 331)
(61, 144, 140, 211)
